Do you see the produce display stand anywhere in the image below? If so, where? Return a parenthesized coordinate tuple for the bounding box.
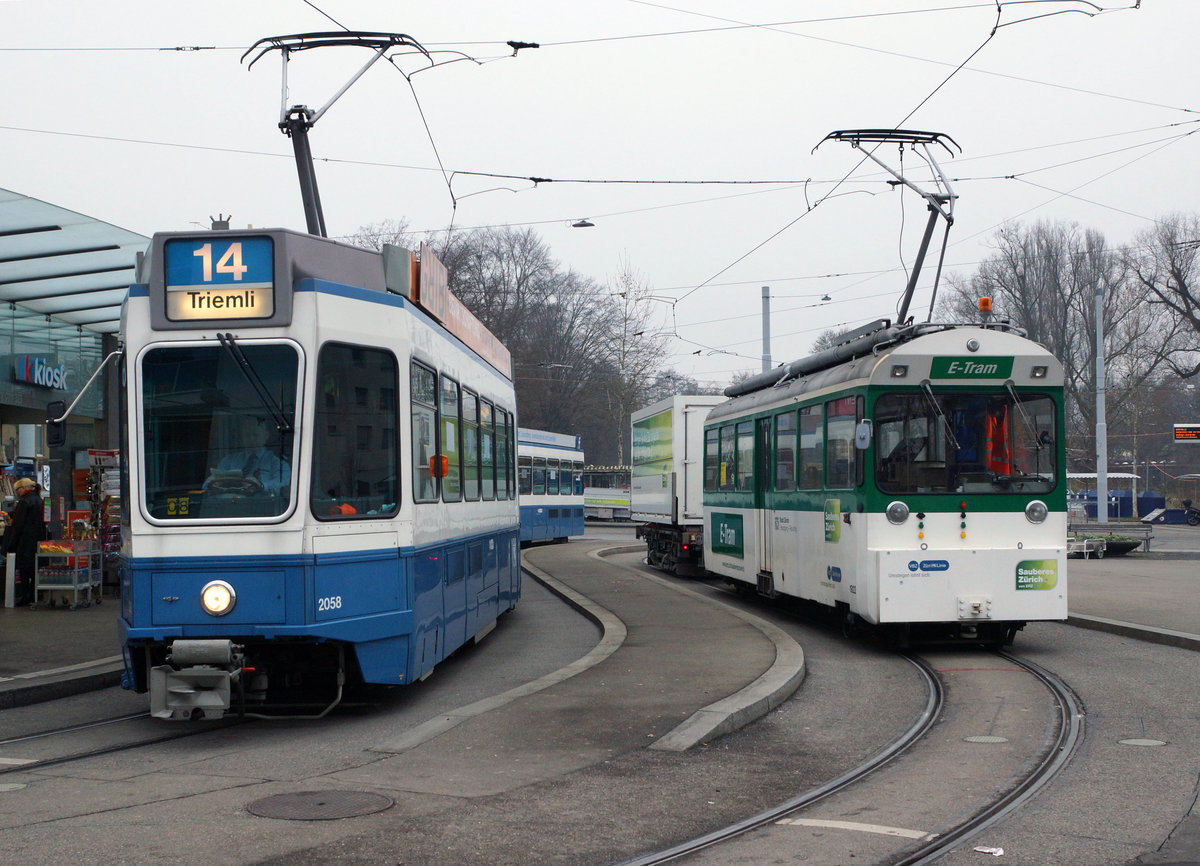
(32, 539, 102, 609)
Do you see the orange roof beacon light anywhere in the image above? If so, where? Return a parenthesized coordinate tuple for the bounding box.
(979, 297, 993, 314)
(430, 454, 449, 478)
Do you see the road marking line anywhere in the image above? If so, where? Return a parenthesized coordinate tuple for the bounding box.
(776, 818, 939, 841)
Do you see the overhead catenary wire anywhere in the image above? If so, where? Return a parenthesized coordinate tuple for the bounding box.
(669, 3, 1004, 311)
(2, 0, 1180, 371)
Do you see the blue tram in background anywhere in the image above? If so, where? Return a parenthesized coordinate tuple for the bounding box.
(517, 427, 585, 545)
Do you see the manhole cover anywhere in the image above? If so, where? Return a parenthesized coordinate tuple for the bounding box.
(247, 790, 394, 821)
(964, 735, 1009, 744)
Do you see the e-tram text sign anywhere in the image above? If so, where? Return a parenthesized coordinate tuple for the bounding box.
(164, 237, 275, 321)
(1174, 424, 1200, 442)
(929, 356, 1014, 379)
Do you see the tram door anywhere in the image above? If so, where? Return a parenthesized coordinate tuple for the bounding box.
(755, 418, 774, 577)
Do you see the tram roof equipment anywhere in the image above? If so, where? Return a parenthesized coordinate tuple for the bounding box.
(727, 128, 996, 400)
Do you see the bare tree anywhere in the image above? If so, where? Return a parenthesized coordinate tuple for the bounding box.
(597, 258, 671, 465)
(1126, 213, 1200, 378)
(810, 328, 845, 353)
(347, 222, 679, 463)
(343, 218, 413, 252)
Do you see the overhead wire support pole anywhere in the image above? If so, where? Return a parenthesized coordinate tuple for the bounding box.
(283, 106, 327, 237)
(241, 31, 431, 239)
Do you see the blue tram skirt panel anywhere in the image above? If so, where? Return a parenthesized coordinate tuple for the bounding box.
(120, 527, 520, 697)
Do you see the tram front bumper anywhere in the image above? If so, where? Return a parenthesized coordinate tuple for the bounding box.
(149, 639, 242, 721)
(875, 547, 1067, 623)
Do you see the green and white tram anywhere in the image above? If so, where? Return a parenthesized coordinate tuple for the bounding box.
(702, 319, 1067, 648)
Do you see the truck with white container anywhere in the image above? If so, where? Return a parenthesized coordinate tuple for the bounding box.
(630, 395, 724, 574)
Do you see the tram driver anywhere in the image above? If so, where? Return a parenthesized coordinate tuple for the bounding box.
(204, 415, 290, 497)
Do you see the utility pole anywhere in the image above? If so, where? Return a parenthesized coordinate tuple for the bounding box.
(1095, 284, 1108, 524)
(761, 286, 771, 373)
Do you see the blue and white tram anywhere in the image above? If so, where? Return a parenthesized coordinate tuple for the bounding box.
(118, 230, 520, 719)
(517, 428, 585, 545)
(702, 317, 1068, 648)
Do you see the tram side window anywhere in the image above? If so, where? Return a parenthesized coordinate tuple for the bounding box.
(826, 396, 857, 490)
(497, 408, 511, 499)
(547, 458, 560, 495)
(735, 421, 754, 491)
(480, 400, 495, 500)
(775, 411, 796, 491)
(798, 405, 823, 490)
(719, 425, 736, 491)
(704, 428, 719, 491)
(506, 412, 516, 498)
(411, 363, 438, 503)
(573, 461, 584, 495)
(463, 389, 480, 501)
(441, 376, 462, 502)
(532, 456, 547, 495)
(518, 455, 532, 496)
(312, 343, 399, 519)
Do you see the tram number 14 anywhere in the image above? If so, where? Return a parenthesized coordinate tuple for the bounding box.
(317, 595, 343, 612)
(193, 242, 249, 282)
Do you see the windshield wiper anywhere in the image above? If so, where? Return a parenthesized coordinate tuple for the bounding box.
(1004, 379, 1042, 451)
(217, 332, 293, 434)
(919, 379, 960, 451)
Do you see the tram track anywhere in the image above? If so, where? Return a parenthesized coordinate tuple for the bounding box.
(618, 644, 1083, 866)
(0, 710, 244, 775)
(617, 652, 945, 866)
(892, 651, 1085, 865)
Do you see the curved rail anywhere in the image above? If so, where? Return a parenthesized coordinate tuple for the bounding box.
(618, 647, 1082, 866)
(616, 653, 944, 866)
(893, 651, 1085, 864)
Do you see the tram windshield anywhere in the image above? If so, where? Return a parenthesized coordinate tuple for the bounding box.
(140, 343, 298, 520)
(874, 391, 1056, 494)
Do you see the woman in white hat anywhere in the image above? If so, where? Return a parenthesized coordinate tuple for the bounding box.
(4, 478, 45, 606)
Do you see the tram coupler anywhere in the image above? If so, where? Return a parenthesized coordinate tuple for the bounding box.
(149, 639, 245, 721)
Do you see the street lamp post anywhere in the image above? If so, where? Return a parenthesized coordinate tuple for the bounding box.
(1096, 284, 1108, 524)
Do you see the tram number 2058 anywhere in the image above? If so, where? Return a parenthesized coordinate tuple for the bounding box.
(317, 595, 343, 612)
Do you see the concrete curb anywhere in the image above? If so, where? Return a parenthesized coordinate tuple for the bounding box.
(370, 557, 626, 755)
(592, 545, 806, 751)
(1067, 614, 1200, 652)
(0, 658, 124, 710)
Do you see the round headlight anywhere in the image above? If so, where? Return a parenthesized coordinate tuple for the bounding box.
(201, 580, 236, 616)
(886, 501, 910, 525)
(1025, 500, 1048, 524)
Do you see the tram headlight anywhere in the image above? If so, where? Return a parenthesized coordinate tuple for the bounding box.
(1025, 500, 1049, 524)
(886, 501, 910, 525)
(200, 580, 237, 617)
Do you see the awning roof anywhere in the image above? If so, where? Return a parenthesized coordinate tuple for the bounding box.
(0, 187, 148, 340)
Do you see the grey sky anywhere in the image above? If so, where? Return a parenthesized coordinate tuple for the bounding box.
(2, 1, 1195, 388)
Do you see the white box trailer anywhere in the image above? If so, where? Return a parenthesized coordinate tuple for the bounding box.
(630, 395, 724, 573)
